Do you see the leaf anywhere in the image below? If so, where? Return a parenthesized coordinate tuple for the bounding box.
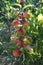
(23, 4, 34, 11)
(11, 3, 22, 9)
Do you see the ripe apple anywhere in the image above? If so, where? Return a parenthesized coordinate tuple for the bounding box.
(17, 40, 23, 47)
(13, 49, 22, 57)
(13, 20, 22, 28)
(23, 13, 30, 19)
(24, 21, 30, 28)
(17, 29, 26, 37)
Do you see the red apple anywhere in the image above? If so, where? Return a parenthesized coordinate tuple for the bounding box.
(17, 29, 26, 37)
(13, 20, 22, 28)
(23, 13, 30, 19)
(13, 49, 22, 57)
(24, 21, 30, 26)
(17, 40, 23, 47)
(23, 21, 30, 29)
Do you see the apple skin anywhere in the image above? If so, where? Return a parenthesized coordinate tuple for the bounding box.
(13, 49, 22, 57)
(17, 40, 23, 47)
(17, 29, 26, 37)
(13, 20, 22, 28)
(28, 48, 33, 54)
(23, 35, 32, 44)
(23, 13, 30, 19)
(24, 21, 30, 28)
(23, 38, 30, 44)
(23, 38, 30, 48)
(22, 19, 30, 29)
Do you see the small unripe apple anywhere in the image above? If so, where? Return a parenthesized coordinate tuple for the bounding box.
(38, 14, 43, 23)
(23, 38, 30, 44)
(29, 48, 33, 54)
(20, 47, 25, 52)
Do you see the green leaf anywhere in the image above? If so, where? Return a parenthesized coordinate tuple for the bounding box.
(23, 4, 34, 11)
(11, 3, 22, 8)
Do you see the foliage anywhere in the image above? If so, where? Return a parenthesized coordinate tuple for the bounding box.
(0, 0, 43, 65)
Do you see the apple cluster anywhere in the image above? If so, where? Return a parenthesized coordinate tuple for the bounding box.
(11, 0, 32, 57)
(12, 12, 31, 57)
